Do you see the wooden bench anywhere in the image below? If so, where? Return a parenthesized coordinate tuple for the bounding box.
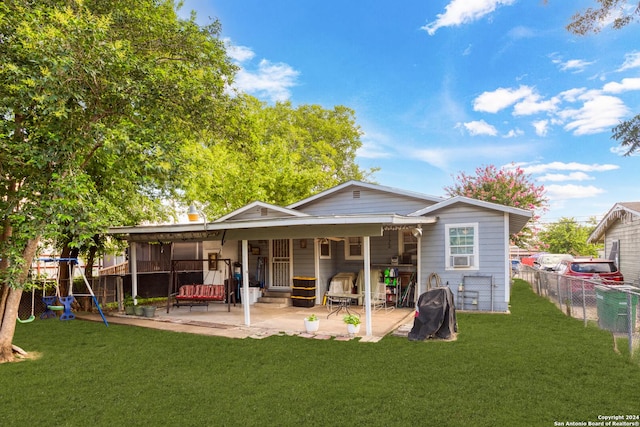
(174, 284, 226, 310)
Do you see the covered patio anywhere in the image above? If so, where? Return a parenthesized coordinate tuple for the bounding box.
(80, 301, 415, 341)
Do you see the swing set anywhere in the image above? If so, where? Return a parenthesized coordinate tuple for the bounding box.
(17, 257, 108, 327)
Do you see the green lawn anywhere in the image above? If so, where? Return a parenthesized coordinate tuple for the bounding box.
(2, 280, 639, 426)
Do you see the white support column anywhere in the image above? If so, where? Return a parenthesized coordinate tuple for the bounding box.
(416, 233, 422, 304)
(363, 236, 372, 336)
(130, 243, 138, 305)
(242, 239, 251, 326)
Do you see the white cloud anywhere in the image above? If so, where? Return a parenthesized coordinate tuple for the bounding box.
(557, 59, 595, 73)
(224, 40, 256, 63)
(458, 120, 498, 136)
(537, 172, 594, 182)
(513, 94, 560, 116)
(532, 120, 549, 137)
(234, 59, 299, 103)
(558, 88, 587, 102)
(421, 0, 516, 35)
(617, 51, 640, 71)
(562, 95, 629, 135)
(222, 38, 299, 103)
(473, 85, 534, 113)
(544, 184, 605, 200)
(502, 128, 524, 138)
(516, 161, 619, 174)
(610, 145, 640, 157)
(602, 77, 640, 94)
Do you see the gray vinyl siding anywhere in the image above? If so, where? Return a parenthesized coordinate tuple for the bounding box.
(420, 204, 509, 312)
(604, 218, 640, 285)
(296, 187, 438, 215)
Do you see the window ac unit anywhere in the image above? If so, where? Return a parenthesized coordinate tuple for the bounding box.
(452, 255, 471, 268)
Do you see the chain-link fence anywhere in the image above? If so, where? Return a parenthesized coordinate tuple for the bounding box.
(518, 265, 640, 358)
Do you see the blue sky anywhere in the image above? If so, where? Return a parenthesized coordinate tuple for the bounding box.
(180, 0, 639, 224)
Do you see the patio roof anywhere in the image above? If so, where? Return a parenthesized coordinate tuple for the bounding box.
(109, 213, 439, 242)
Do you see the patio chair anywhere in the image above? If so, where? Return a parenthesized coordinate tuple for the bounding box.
(371, 282, 394, 312)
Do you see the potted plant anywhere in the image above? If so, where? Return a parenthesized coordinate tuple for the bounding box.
(304, 313, 320, 333)
(124, 295, 135, 315)
(343, 314, 361, 335)
(142, 304, 157, 318)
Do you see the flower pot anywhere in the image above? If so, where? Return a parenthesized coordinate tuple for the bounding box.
(346, 323, 360, 335)
(134, 306, 144, 316)
(125, 306, 135, 315)
(142, 306, 156, 318)
(304, 319, 320, 333)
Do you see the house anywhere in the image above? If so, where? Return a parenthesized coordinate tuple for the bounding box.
(107, 181, 533, 336)
(587, 202, 640, 285)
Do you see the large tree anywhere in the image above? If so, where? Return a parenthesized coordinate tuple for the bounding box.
(444, 165, 548, 246)
(537, 217, 601, 257)
(563, 0, 640, 155)
(181, 95, 374, 219)
(0, 0, 235, 362)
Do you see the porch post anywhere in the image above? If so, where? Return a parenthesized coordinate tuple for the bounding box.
(416, 232, 422, 304)
(363, 236, 372, 336)
(242, 239, 251, 326)
(130, 242, 138, 305)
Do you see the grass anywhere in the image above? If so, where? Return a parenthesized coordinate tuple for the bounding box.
(2, 280, 639, 426)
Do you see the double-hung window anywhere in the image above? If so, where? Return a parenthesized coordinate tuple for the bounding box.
(445, 223, 478, 269)
(345, 236, 363, 260)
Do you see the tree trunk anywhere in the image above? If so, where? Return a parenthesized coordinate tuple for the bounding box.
(0, 237, 40, 363)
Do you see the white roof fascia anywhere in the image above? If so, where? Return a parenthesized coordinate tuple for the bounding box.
(287, 180, 443, 210)
(109, 214, 438, 236)
(214, 201, 308, 223)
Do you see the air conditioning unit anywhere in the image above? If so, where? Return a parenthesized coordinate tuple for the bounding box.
(452, 255, 471, 268)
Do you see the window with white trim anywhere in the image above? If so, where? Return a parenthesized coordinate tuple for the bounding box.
(445, 223, 478, 270)
(345, 236, 363, 260)
(399, 230, 418, 262)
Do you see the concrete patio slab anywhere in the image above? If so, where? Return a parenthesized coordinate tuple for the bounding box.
(77, 301, 415, 342)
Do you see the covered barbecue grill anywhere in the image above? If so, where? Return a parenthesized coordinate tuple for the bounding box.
(408, 287, 457, 341)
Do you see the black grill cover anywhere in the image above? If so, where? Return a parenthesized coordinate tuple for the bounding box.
(408, 287, 457, 341)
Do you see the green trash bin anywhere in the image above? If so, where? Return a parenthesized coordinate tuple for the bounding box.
(595, 285, 638, 333)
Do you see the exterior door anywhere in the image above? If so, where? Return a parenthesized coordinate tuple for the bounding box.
(270, 239, 292, 289)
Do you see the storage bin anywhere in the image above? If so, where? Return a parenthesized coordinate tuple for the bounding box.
(291, 295, 315, 308)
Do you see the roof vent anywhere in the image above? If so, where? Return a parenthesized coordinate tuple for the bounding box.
(260, 207, 268, 216)
(353, 190, 361, 199)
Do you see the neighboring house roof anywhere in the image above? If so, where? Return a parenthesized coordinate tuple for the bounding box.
(588, 202, 640, 243)
(287, 180, 444, 210)
(409, 196, 533, 235)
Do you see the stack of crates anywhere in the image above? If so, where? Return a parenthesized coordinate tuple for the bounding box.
(291, 277, 316, 307)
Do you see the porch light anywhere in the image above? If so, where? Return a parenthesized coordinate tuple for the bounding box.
(187, 204, 200, 222)
(187, 203, 208, 230)
(411, 227, 422, 238)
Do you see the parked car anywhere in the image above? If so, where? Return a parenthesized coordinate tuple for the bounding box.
(511, 259, 522, 276)
(534, 253, 574, 271)
(556, 258, 624, 293)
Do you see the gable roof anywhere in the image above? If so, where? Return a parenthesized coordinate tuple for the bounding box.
(409, 196, 533, 235)
(287, 180, 444, 210)
(588, 202, 640, 243)
(214, 201, 308, 223)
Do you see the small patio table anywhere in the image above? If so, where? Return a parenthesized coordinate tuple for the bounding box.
(326, 293, 355, 318)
